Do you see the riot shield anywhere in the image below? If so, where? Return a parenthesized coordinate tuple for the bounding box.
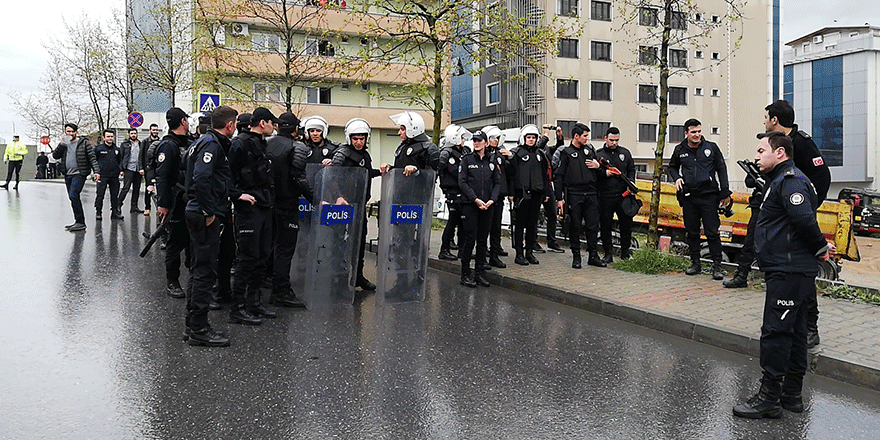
(377, 168, 436, 304)
(290, 163, 322, 299)
(303, 166, 369, 309)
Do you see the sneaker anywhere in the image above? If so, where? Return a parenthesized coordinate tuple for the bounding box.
(166, 283, 186, 299)
(547, 242, 565, 253)
(144, 209, 150, 216)
(532, 243, 546, 253)
(96, 213, 103, 221)
(68, 223, 87, 232)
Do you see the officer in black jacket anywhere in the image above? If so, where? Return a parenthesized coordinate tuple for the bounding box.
(266, 112, 312, 306)
(301, 115, 339, 165)
(507, 124, 551, 266)
(483, 126, 511, 268)
(554, 123, 605, 269)
(458, 131, 501, 287)
(596, 126, 636, 263)
(143, 124, 162, 216)
(733, 132, 835, 419)
(330, 118, 381, 291)
(228, 107, 278, 325)
(381, 111, 440, 174)
(438, 124, 471, 261)
(94, 129, 124, 220)
(155, 107, 193, 299)
(184, 105, 241, 347)
(668, 118, 731, 280)
(536, 126, 565, 253)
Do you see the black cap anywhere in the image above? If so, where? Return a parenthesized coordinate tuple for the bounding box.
(472, 131, 487, 142)
(252, 107, 279, 124)
(278, 112, 300, 130)
(165, 107, 189, 125)
(237, 113, 252, 127)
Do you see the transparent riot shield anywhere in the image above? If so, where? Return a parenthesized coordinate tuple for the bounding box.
(303, 166, 369, 309)
(377, 168, 436, 304)
(290, 163, 322, 299)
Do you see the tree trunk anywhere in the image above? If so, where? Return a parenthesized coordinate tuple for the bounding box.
(431, 43, 444, 145)
(647, 0, 674, 249)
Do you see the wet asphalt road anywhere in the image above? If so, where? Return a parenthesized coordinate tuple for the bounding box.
(2, 182, 880, 440)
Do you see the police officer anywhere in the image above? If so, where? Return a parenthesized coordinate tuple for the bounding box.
(438, 124, 471, 261)
(143, 123, 162, 216)
(596, 126, 636, 263)
(330, 118, 381, 290)
(184, 105, 241, 347)
(228, 107, 278, 325)
(154, 107, 192, 299)
(668, 118, 731, 280)
(458, 131, 501, 287)
(301, 115, 339, 165)
(507, 124, 551, 266)
(483, 126, 511, 268)
(733, 132, 835, 419)
(554, 123, 605, 269)
(536, 126, 565, 254)
(266, 112, 312, 306)
(380, 111, 440, 174)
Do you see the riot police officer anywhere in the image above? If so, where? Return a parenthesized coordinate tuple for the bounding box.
(483, 125, 511, 268)
(458, 131, 501, 287)
(536, 126, 565, 253)
(380, 111, 440, 174)
(507, 124, 551, 266)
(228, 107, 278, 325)
(330, 118, 381, 291)
(596, 126, 636, 263)
(154, 107, 192, 299)
(438, 124, 472, 261)
(301, 115, 339, 165)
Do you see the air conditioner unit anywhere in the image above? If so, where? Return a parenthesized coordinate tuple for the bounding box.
(813, 35, 824, 44)
(231, 22, 249, 37)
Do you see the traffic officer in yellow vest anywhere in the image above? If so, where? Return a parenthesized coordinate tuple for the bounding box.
(2, 135, 28, 190)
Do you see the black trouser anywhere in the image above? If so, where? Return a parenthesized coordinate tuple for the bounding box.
(490, 197, 505, 255)
(144, 182, 152, 210)
(232, 203, 272, 310)
(441, 196, 462, 250)
(736, 206, 760, 274)
(542, 191, 559, 244)
(37, 164, 47, 179)
(217, 213, 235, 300)
(5, 160, 22, 185)
(760, 271, 811, 382)
(118, 169, 142, 211)
(271, 210, 299, 292)
(95, 176, 120, 213)
(165, 198, 191, 285)
(599, 195, 634, 256)
(185, 211, 221, 331)
(567, 192, 600, 253)
(680, 193, 722, 263)
(513, 191, 542, 252)
(356, 213, 368, 279)
(461, 203, 493, 272)
(64, 175, 86, 224)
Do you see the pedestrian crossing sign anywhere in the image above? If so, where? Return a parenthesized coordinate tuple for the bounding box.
(199, 93, 221, 112)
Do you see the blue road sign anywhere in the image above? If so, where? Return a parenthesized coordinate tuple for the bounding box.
(199, 93, 221, 112)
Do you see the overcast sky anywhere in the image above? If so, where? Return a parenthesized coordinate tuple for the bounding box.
(0, 0, 877, 143)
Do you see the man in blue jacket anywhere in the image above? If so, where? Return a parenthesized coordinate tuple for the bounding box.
(733, 132, 835, 419)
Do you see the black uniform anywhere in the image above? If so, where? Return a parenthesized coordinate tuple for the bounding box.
(458, 152, 501, 275)
(392, 133, 440, 171)
(596, 144, 636, 258)
(94, 142, 123, 216)
(507, 142, 551, 257)
(754, 159, 829, 392)
(554, 142, 601, 258)
(487, 147, 510, 258)
(154, 133, 192, 290)
(789, 125, 831, 203)
(229, 130, 275, 316)
(331, 144, 381, 284)
(668, 138, 731, 264)
(438, 143, 470, 254)
(143, 135, 162, 212)
(185, 129, 239, 334)
(304, 138, 340, 165)
(538, 135, 564, 248)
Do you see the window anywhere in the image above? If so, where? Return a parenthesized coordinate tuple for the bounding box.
(639, 46, 657, 65)
(638, 84, 657, 103)
(556, 79, 579, 99)
(558, 0, 577, 16)
(558, 38, 579, 58)
(669, 125, 686, 142)
(711, 127, 720, 135)
(802, 42, 811, 53)
(341, 82, 350, 91)
(694, 13, 702, 21)
(671, 11, 687, 30)
(591, 1, 611, 21)
(305, 38, 318, 56)
(695, 50, 703, 59)
(487, 82, 500, 105)
(711, 88, 720, 97)
(695, 87, 703, 96)
(252, 32, 280, 53)
(639, 7, 658, 26)
(590, 81, 611, 101)
(591, 41, 611, 61)
(669, 86, 687, 105)
(711, 15, 720, 23)
(341, 36, 349, 44)
(360, 38, 369, 46)
(254, 83, 281, 102)
(711, 52, 720, 60)
(361, 83, 369, 92)
(638, 123, 657, 142)
(669, 49, 687, 68)
(591, 122, 610, 140)
(557, 120, 578, 138)
(318, 40, 336, 57)
(307, 86, 331, 104)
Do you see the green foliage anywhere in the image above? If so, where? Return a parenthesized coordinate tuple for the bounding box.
(612, 247, 692, 274)
(820, 284, 880, 306)
(431, 217, 446, 231)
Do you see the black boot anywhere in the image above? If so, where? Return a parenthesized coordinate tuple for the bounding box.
(229, 306, 263, 325)
(356, 276, 376, 291)
(572, 251, 582, 269)
(781, 375, 805, 412)
(488, 254, 507, 268)
(532, 242, 545, 253)
(733, 378, 783, 419)
(111, 210, 124, 220)
(526, 251, 539, 265)
(496, 249, 509, 257)
(685, 261, 702, 276)
(187, 327, 230, 347)
(806, 330, 820, 349)
(460, 268, 476, 288)
(514, 250, 529, 266)
(723, 270, 749, 288)
(712, 262, 724, 280)
(587, 252, 607, 267)
(547, 241, 564, 253)
(601, 249, 614, 265)
(270, 288, 306, 307)
(166, 282, 186, 299)
(438, 248, 458, 261)
(474, 269, 490, 287)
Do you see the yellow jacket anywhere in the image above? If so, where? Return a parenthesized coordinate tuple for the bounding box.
(4, 140, 28, 162)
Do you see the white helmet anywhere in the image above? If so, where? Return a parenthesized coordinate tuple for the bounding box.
(189, 112, 207, 135)
(301, 115, 329, 137)
(344, 118, 371, 145)
(519, 124, 540, 145)
(482, 125, 505, 145)
(442, 124, 472, 147)
(390, 111, 425, 138)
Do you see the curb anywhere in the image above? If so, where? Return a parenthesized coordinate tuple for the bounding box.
(426, 257, 880, 392)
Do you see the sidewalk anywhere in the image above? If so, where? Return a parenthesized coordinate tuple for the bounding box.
(388, 223, 880, 391)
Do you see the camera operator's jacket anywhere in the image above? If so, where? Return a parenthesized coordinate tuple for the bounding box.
(668, 137, 731, 200)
